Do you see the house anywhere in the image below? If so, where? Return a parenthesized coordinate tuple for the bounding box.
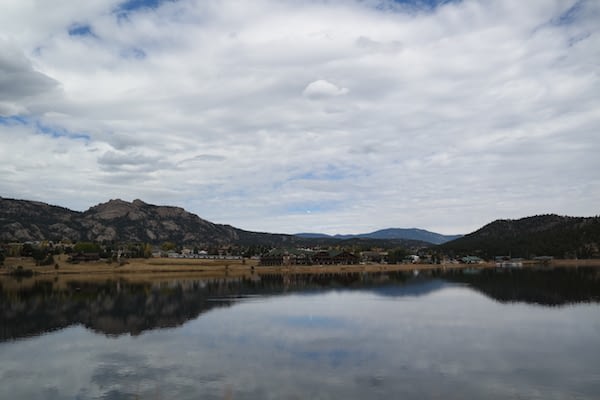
(312, 250, 359, 265)
(260, 249, 359, 266)
(361, 251, 388, 263)
(461, 256, 484, 264)
(260, 249, 313, 266)
(402, 255, 420, 264)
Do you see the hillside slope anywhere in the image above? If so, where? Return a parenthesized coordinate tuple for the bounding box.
(440, 214, 600, 259)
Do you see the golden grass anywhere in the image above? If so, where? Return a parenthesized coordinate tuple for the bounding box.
(2, 256, 600, 282)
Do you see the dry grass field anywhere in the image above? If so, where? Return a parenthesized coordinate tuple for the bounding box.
(2, 256, 600, 284)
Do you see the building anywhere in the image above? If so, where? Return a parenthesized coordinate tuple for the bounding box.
(260, 249, 313, 266)
(312, 250, 359, 265)
(260, 249, 359, 266)
(461, 256, 484, 264)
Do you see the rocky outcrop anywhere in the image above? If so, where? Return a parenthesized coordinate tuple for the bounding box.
(0, 197, 295, 246)
(0, 198, 82, 242)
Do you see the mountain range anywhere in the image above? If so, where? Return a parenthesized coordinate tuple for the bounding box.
(2, 197, 599, 257)
(0, 197, 297, 247)
(296, 228, 462, 245)
(0, 197, 434, 247)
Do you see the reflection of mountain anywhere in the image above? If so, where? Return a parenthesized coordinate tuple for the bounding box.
(445, 267, 600, 306)
(0, 280, 234, 341)
(0, 274, 408, 341)
(2, 268, 599, 341)
(369, 278, 449, 298)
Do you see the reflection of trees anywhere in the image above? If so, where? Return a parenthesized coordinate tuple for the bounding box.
(444, 267, 600, 306)
(0, 279, 234, 341)
(2, 268, 599, 341)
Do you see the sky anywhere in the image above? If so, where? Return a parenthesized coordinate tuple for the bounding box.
(0, 0, 599, 235)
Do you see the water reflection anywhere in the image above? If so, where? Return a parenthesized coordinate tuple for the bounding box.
(446, 266, 600, 305)
(1, 267, 599, 341)
(1, 267, 599, 399)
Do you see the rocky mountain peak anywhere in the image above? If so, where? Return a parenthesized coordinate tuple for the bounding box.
(0, 197, 295, 246)
(86, 199, 142, 220)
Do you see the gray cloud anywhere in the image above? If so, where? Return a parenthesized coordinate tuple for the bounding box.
(0, 39, 58, 115)
(355, 36, 403, 53)
(178, 154, 227, 165)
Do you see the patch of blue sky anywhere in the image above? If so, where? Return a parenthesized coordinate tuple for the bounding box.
(68, 24, 96, 38)
(120, 47, 147, 60)
(0, 115, 90, 141)
(115, 0, 176, 18)
(119, 0, 167, 11)
(392, 0, 458, 7)
(35, 121, 91, 141)
(552, 0, 584, 26)
(292, 164, 354, 182)
(375, 0, 460, 12)
(532, 1, 589, 41)
(568, 32, 591, 47)
(0, 115, 28, 126)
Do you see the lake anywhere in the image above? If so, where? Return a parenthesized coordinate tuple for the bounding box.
(1, 267, 600, 399)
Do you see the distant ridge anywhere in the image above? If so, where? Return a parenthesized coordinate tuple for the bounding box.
(0, 197, 430, 249)
(440, 214, 600, 259)
(296, 228, 462, 245)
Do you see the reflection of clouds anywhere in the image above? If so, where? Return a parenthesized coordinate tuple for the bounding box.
(275, 314, 350, 329)
(1, 284, 600, 399)
(91, 352, 164, 397)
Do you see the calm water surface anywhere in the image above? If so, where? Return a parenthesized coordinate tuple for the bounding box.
(1, 267, 600, 399)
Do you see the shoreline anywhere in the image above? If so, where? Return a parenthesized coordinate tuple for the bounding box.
(2, 257, 600, 282)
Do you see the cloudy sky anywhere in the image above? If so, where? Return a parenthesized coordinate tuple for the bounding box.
(1, 0, 598, 235)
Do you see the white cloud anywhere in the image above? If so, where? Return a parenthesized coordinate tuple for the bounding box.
(303, 79, 350, 99)
(0, 0, 599, 235)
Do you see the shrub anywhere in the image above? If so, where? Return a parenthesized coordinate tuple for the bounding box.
(39, 254, 55, 266)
